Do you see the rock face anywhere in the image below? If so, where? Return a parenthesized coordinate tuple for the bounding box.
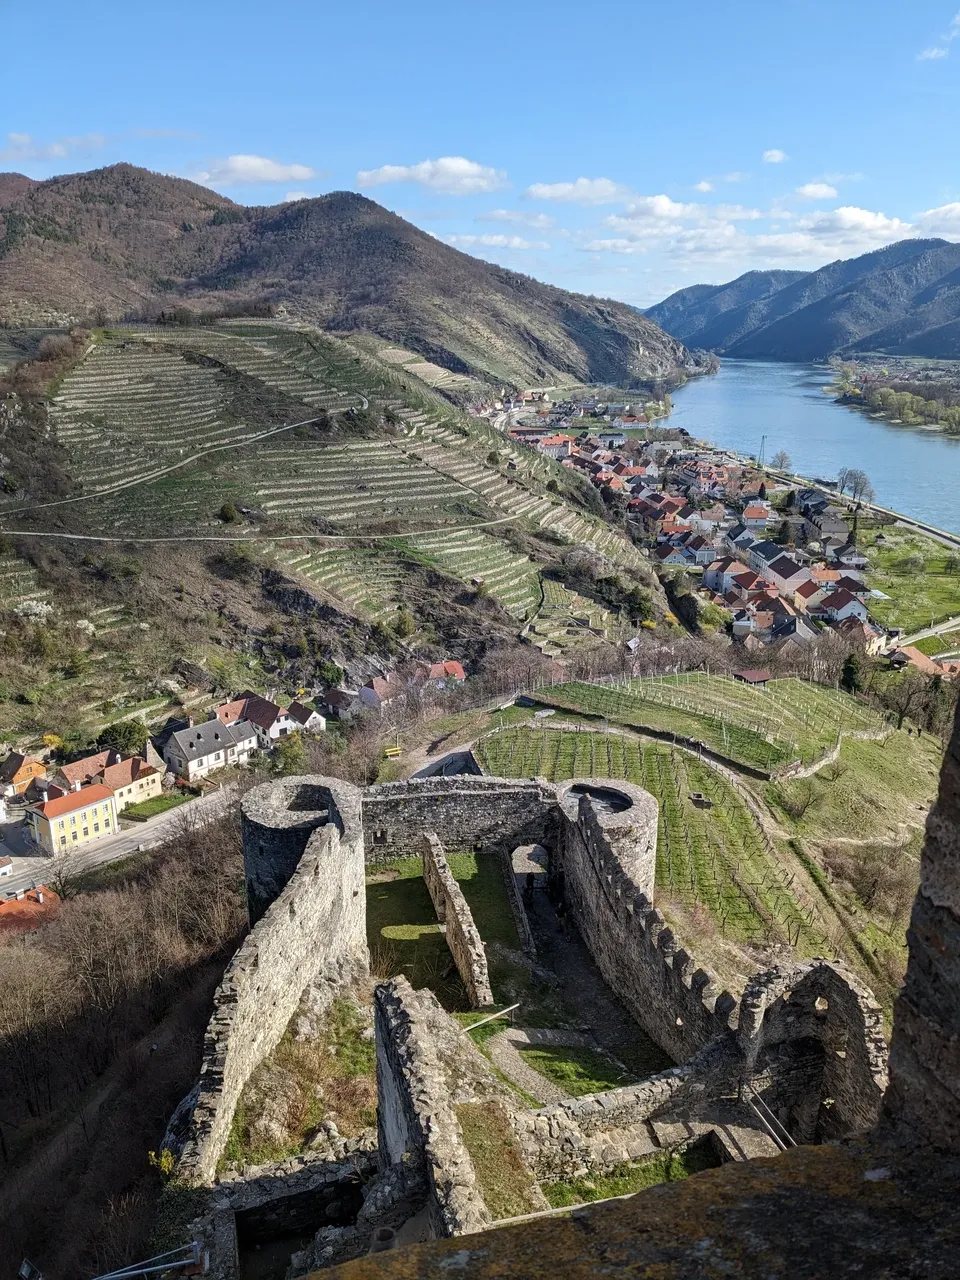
(0, 164, 702, 386)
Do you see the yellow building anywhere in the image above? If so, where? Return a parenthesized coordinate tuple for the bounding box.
(27, 784, 118, 854)
(101, 756, 163, 812)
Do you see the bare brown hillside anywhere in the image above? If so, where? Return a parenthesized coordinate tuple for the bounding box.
(0, 164, 707, 387)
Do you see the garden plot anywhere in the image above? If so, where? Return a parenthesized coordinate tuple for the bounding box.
(248, 440, 473, 523)
(50, 341, 251, 491)
(411, 530, 542, 619)
(476, 726, 826, 951)
(276, 545, 411, 620)
(535, 674, 885, 772)
(525, 578, 617, 656)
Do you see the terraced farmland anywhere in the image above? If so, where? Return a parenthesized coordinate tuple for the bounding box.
(411, 530, 542, 619)
(476, 727, 826, 950)
(248, 440, 474, 523)
(276, 544, 410, 620)
(0, 553, 51, 611)
(526, 578, 617, 656)
(535, 674, 886, 772)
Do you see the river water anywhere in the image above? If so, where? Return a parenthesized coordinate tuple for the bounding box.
(668, 360, 960, 535)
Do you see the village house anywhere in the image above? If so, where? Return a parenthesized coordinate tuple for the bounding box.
(832, 616, 886, 655)
(817, 587, 870, 623)
(325, 688, 362, 721)
(747, 539, 787, 574)
(287, 702, 327, 733)
(764, 554, 811, 595)
(413, 660, 467, 687)
(359, 673, 405, 712)
(162, 719, 258, 782)
(0, 885, 60, 935)
(742, 502, 773, 531)
(794, 578, 827, 611)
(0, 753, 46, 798)
(27, 784, 118, 854)
(216, 691, 299, 748)
(101, 756, 163, 813)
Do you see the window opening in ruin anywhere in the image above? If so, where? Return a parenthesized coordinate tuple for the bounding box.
(815, 997, 829, 1012)
(373, 829, 387, 846)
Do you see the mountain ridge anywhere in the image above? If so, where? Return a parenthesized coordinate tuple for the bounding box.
(646, 238, 960, 360)
(0, 163, 705, 389)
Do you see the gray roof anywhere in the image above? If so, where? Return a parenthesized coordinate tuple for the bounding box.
(167, 719, 254, 763)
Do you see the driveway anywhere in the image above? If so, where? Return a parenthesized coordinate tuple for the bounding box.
(0, 786, 236, 896)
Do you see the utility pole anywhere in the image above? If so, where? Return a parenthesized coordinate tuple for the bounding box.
(758, 435, 766, 469)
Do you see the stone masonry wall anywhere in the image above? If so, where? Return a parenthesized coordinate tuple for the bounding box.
(374, 978, 491, 1238)
(556, 782, 739, 1063)
(362, 776, 558, 863)
(421, 833, 493, 1008)
(177, 779, 368, 1185)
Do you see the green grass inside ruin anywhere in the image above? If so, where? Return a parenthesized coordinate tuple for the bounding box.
(518, 1045, 636, 1096)
(543, 1140, 723, 1208)
(456, 1100, 543, 1220)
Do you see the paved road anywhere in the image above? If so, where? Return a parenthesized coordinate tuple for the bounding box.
(0, 787, 237, 896)
(898, 618, 960, 648)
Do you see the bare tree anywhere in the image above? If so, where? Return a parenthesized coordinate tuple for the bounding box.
(771, 449, 792, 471)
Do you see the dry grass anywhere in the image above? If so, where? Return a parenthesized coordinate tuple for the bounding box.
(455, 1100, 542, 1220)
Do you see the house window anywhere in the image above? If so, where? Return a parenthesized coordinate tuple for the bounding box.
(58, 819, 64, 830)
(94, 823, 100, 833)
(60, 836, 66, 848)
(71, 832, 78, 842)
(82, 827, 89, 838)
(70, 815, 76, 826)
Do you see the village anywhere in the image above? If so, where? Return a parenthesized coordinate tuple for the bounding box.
(0, 659, 469, 922)
(498, 389, 960, 674)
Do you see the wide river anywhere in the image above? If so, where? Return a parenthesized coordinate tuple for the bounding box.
(668, 359, 960, 535)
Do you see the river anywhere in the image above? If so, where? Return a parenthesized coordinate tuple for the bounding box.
(668, 360, 960, 535)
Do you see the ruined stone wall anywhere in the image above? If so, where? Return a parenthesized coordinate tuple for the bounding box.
(555, 782, 737, 1062)
(883, 702, 960, 1150)
(739, 960, 888, 1142)
(177, 780, 368, 1185)
(421, 833, 493, 1008)
(374, 979, 491, 1238)
(362, 776, 558, 863)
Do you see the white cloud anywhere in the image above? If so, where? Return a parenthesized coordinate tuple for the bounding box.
(283, 191, 314, 202)
(476, 208, 555, 228)
(357, 156, 506, 195)
(194, 155, 318, 185)
(914, 201, 960, 237)
(523, 177, 631, 204)
(796, 181, 838, 199)
(448, 233, 549, 250)
(694, 180, 714, 192)
(0, 131, 107, 162)
(917, 9, 960, 58)
(722, 171, 745, 183)
(762, 149, 788, 163)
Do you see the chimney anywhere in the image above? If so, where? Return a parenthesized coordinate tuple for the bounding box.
(37, 891, 43, 904)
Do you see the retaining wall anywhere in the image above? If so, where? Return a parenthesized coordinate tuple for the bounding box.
(177, 779, 368, 1185)
(421, 833, 493, 1008)
(374, 978, 491, 1238)
(362, 776, 558, 863)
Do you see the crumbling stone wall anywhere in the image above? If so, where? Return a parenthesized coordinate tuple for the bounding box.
(362, 776, 558, 863)
(374, 978, 492, 1238)
(554, 781, 737, 1062)
(177, 779, 368, 1185)
(421, 833, 493, 1008)
(739, 960, 888, 1142)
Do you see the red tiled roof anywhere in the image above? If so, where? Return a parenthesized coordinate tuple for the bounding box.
(101, 758, 157, 790)
(0, 886, 60, 934)
(57, 750, 113, 786)
(35, 784, 114, 820)
(215, 699, 248, 724)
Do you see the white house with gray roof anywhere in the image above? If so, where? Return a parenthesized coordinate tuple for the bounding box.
(162, 719, 258, 782)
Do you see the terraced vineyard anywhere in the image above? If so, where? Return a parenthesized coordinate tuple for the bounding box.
(476, 727, 826, 950)
(526, 578, 617, 656)
(535, 674, 886, 772)
(411, 529, 542, 619)
(0, 552, 51, 611)
(276, 544, 410, 621)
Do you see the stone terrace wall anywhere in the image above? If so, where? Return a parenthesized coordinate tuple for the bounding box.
(375, 979, 491, 1238)
(556, 782, 738, 1063)
(421, 833, 493, 1008)
(177, 779, 368, 1185)
(362, 776, 558, 864)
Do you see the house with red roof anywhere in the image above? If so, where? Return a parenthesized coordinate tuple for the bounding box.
(742, 503, 773, 530)
(0, 885, 60, 935)
(0, 753, 47, 798)
(817, 588, 869, 623)
(359, 673, 406, 712)
(27, 784, 117, 854)
(414, 660, 467, 687)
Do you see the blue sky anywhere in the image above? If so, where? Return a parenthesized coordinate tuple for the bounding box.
(3, 0, 960, 306)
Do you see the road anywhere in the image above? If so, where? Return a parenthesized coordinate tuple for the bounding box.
(0, 786, 237, 896)
(898, 618, 960, 648)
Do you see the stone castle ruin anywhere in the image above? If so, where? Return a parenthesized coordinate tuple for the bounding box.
(168, 771, 890, 1276)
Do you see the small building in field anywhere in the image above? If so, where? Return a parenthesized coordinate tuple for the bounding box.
(27, 784, 118, 854)
(733, 668, 773, 686)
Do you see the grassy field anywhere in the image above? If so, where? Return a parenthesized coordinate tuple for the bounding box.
(456, 1101, 544, 1219)
(533, 675, 884, 772)
(859, 526, 960, 631)
(476, 726, 828, 953)
(517, 1045, 636, 1096)
(122, 794, 187, 820)
(912, 627, 960, 656)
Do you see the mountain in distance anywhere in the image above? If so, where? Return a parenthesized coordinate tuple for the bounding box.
(646, 238, 960, 360)
(0, 163, 706, 389)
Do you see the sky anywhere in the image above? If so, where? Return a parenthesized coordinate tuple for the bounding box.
(3, 0, 960, 307)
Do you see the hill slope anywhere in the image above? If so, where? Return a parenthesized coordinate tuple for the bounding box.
(647, 239, 960, 359)
(0, 164, 703, 387)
